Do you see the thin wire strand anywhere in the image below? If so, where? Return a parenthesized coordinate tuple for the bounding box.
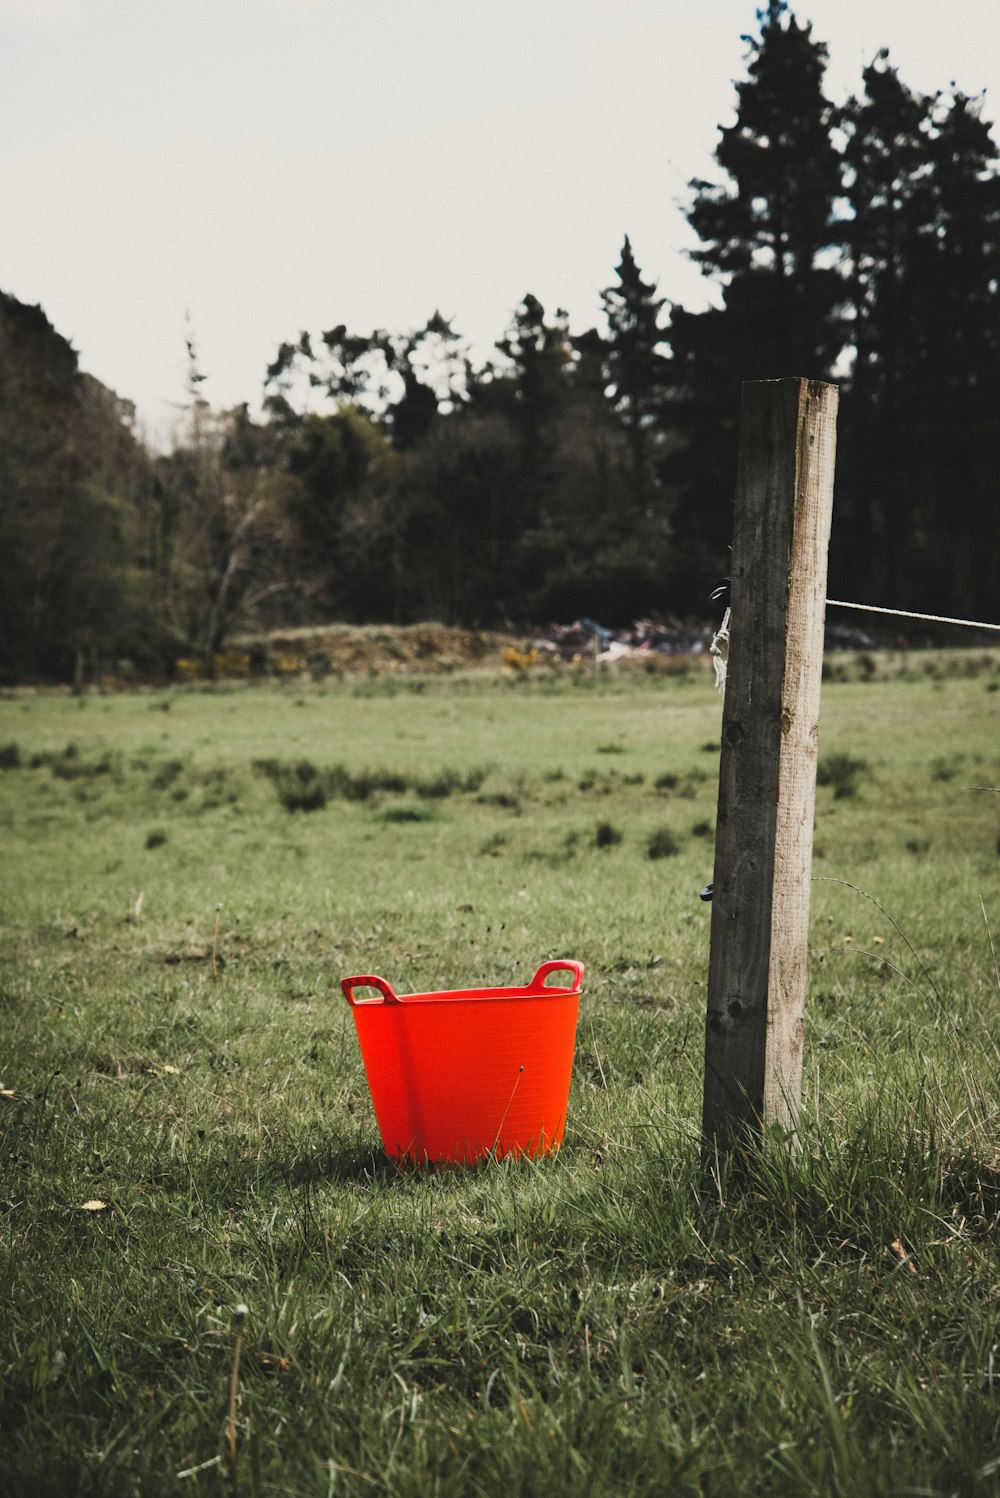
(827, 599, 1000, 633)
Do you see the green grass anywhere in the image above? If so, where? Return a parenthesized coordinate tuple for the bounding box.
(1, 653, 999, 1496)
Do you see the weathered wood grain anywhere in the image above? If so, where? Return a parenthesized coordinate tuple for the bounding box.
(702, 378, 839, 1152)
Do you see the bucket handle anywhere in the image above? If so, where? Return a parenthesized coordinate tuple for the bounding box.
(341, 974, 399, 1006)
(342, 964, 584, 1004)
(528, 960, 584, 994)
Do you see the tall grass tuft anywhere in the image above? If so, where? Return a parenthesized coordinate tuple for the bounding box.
(817, 751, 869, 799)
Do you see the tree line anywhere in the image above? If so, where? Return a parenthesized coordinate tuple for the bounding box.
(2, 0, 998, 684)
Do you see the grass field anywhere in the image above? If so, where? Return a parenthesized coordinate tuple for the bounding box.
(2, 651, 999, 1496)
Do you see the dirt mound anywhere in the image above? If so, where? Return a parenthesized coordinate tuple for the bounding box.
(229, 623, 520, 678)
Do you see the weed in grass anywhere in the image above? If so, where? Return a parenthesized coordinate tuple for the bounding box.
(256, 758, 419, 809)
(691, 820, 714, 838)
(197, 765, 242, 810)
(265, 759, 327, 811)
(149, 757, 186, 790)
(144, 828, 168, 849)
(413, 771, 458, 798)
(576, 769, 626, 797)
(0, 741, 20, 768)
(29, 744, 119, 780)
(817, 751, 870, 799)
(478, 790, 521, 811)
(654, 771, 679, 793)
(226, 1302, 248, 1492)
(594, 821, 623, 849)
(376, 803, 436, 823)
(931, 753, 965, 781)
(414, 767, 486, 798)
(346, 767, 409, 801)
(647, 826, 681, 858)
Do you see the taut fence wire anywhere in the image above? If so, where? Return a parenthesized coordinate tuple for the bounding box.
(826, 600, 1000, 633)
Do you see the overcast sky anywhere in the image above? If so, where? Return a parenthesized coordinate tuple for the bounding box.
(1, 0, 997, 444)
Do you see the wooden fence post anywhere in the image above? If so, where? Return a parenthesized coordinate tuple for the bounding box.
(702, 378, 839, 1154)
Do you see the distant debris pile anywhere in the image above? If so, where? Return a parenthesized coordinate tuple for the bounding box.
(533, 616, 711, 663)
(825, 621, 876, 651)
(532, 612, 880, 666)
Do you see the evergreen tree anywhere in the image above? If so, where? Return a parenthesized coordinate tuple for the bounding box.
(597, 235, 670, 506)
(686, 2, 842, 369)
(494, 293, 573, 470)
(918, 90, 1000, 616)
(488, 294, 575, 607)
(835, 57, 937, 606)
(664, 0, 842, 607)
(837, 61, 1000, 615)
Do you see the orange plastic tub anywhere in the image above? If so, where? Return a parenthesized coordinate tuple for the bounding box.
(342, 960, 584, 1164)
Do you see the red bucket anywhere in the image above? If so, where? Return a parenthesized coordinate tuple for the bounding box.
(342, 960, 584, 1164)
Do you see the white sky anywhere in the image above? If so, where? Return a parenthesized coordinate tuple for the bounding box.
(1, 0, 997, 445)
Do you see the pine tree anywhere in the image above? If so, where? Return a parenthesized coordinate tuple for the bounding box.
(598, 236, 669, 507)
(837, 60, 1000, 614)
(919, 91, 1000, 616)
(687, 0, 842, 372)
(664, 0, 842, 607)
(835, 57, 937, 606)
(495, 293, 573, 470)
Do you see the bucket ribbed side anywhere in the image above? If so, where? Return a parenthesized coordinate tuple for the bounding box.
(353, 993, 580, 1164)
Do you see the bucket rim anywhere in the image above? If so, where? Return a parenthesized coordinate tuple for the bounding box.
(342, 960, 584, 1008)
